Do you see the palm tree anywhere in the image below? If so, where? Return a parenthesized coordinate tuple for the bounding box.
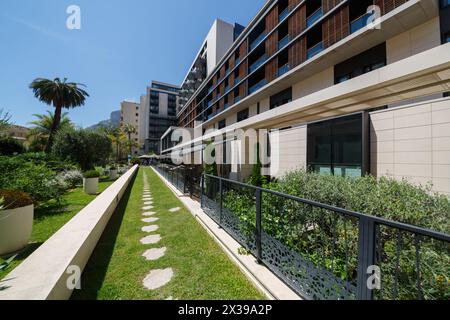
(0, 109, 11, 137)
(102, 125, 125, 162)
(28, 111, 73, 151)
(29, 77, 89, 153)
(122, 123, 138, 156)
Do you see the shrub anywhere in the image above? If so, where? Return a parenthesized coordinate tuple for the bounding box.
(15, 152, 77, 173)
(0, 189, 33, 210)
(221, 170, 450, 300)
(109, 166, 117, 171)
(52, 128, 112, 171)
(0, 156, 66, 203)
(131, 157, 140, 166)
(57, 170, 83, 189)
(83, 170, 100, 179)
(0, 137, 26, 156)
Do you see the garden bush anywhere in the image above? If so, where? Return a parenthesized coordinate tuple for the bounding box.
(0, 156, 67, 203)
(83, 170, 100, 179)
(52, 128, 112, 171)
(0, 137, 25, 156)
(57, 170, 83, 189)
(221, 170, 450, 300)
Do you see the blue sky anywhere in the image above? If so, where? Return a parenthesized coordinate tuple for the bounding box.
(0, 0, 266, 128)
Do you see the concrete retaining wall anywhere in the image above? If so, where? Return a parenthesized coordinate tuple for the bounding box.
(0, 165, 139, 300)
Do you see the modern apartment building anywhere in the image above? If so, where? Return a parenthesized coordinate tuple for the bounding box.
(141, 81, 180, 155)
(162, 0, 450, 195)
(120, 100, 141, 155)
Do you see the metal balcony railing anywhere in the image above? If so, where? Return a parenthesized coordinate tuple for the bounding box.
(201, 174, 450, 301)
(279, 7, 290, 21)
(307, 8, 323, 27)
(351, 12, 373, 34)
(248, 79, 267, 95)
(249, 31, 267, 51)
(249, 54, 267, 73)
(278, 63, 290, 77)
(307, 41, 324, 59)
(278, 35, 290, 50)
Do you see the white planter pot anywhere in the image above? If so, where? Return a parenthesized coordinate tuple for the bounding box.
(83, 177, 99, 195)
(109, 170, 118, 180)
(0, 205, 34, 255)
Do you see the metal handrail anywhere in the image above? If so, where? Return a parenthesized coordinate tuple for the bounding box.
(203, 174, 450, 245)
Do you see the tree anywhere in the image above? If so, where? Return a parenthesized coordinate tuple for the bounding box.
(0, 109, 11, 138)
(122, 123, 138, 156)
(29, 77, 89, 153)
(52, 128, 112, 171)
(27, 111, 73, 152)
(101, 125, 126, 162)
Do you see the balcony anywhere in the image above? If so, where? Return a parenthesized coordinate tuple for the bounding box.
(351, 12, 373, 34)
(224, 85, 230, 93)
(278, 63, 290, 77)
(307, 8, 323, 27)
(224, 103, 229, 110)
(235, 57, 241, 66)
(279, 7, 290, 21)
(278, 35, 290, 50)
(249, 54, 267, 73)
(207, 100, 213, 108)
(248, 79, 268, 95)
(234, 96, 241, 104)
(208, 86, 213, 94)
(307, 42, 324, 59)
(249, 31, 267, 51)
(234, 77, 241, 86)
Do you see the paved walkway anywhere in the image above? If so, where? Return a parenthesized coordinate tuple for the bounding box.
(140, 172, 174, 294)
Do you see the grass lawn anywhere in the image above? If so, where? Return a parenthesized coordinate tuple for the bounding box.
(0, 179, 115, 280)
(72, 167, 265, 300)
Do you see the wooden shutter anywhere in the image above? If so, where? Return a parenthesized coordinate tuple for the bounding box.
(288, 5, 306, 39)
(266, 4, 279, 33)
(288, 37, 307, 68)
(239, 39, 248, 58)
(266, 31, 279, 57)
(265, 58, 279, 83)
(322, 5, 349, 49)
(322, 0, 345, 13)
(239, 81, 247, 99)
(374, 0, 408, 15)
(288, 0, 301, 11)
(239, 59, 248, 79)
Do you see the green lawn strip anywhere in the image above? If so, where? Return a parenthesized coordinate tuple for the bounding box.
(0, 179, 115, 280)
(72, 168, 265, 300)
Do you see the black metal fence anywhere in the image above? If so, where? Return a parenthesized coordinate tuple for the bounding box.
(154, 164, 201, 199)
(200, 174, 450, 301)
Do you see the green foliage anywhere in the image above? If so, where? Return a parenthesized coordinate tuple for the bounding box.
(0, 109, 11, 137)
(0, 255, 17, 272)
(203, 141, 218, 176)
(0, 137, 26, 155)
(0, 156, 66, 203)
(0, 189, 33, 210)
(0, 197, 4, 210)
(131, 157, 140, 166)
(222, 170, 450, 300)
(52, 128, 112, 171)
(83, 170, 100, 179)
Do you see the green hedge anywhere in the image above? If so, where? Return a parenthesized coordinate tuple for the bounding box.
(222, 170, 450, 300)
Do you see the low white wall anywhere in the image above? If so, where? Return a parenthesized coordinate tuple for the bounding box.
(0, 165, 139, 300)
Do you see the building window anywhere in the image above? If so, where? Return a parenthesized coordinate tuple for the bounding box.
(334, 43, 386, 84)
(441, 0, 450, 8)
(257, 102, 260, 114)
(307, 114, 368, 178)
(270, 88, 292, 110)
(218, 119, 226, 129)
(237, 109, 249, 122)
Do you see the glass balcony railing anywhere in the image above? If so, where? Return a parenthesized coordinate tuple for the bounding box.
(208, 86, 213, 94)
(278, 63, 290, 77)
(235, 57, 241, 66)
(248, 79, 267, 95)
(278, 35, 290, 50)
(279, 7, 290, 21)
(249, 54, 267, 73)
(249, 31, 267, 51)
(207, 100, 213, 107)
(234, 96, 241, 104)
(351, 12, 373, 34)
(307, 42, 324, 59)
(224, 85, 230, 93)
(234, 77, 241, 86)
(224, 103, 229, 110)
(307, 8, 323, 27)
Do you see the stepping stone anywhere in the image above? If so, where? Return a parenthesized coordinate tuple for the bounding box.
(143, 212, 157, 216)
(142, 247, 167, 261)
(143, 206, 154, 211)
(169, 207, 181, 213)
(142, 217, 159, 223)
(144, 201, 154, 205)
(142, 268, 173, 290)
(140, 234, 161, 245)
(143, 198, 153, 201)
(142, 225, 159, 233)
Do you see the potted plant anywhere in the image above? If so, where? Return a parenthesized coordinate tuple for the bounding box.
(109, 165, 118, 180)
(0, 190, 34, 255)
(83, 170, 100, 195)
